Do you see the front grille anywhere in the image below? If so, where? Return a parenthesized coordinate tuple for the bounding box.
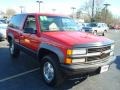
(88, 46, 111, 53)
(86, 45, 111, 62)
(87, 53, 110, 62)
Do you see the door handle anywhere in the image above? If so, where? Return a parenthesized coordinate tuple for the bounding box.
(20, 34, 25, 39)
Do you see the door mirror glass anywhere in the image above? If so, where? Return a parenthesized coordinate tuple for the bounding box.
(24, 28, 36, 34)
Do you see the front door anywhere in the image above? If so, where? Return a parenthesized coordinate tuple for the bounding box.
(20, 15, 40, 51)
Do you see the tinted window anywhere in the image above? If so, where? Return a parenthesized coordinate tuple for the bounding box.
(8, 14, 26, 29)
(24, 16, 36, 31)
(39, 16, 80, 31)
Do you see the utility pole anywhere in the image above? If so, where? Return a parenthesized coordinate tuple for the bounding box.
(104, 3, 110, 23)
(36, 0, 43, 13)
(91, 0, 95, 22)
(71, 7, 76, 18)
(19, 6, 24, 13)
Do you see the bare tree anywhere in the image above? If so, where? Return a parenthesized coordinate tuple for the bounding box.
(79, 0, 105, 22)
(0, 11, 5, 18)
(5, 9, 16, 18)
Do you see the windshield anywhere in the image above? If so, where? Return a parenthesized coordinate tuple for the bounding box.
(87, 23, 98, 27)
(39, 16, 81, 31)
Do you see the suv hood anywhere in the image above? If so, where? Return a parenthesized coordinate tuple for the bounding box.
(42, 31, 112, 46)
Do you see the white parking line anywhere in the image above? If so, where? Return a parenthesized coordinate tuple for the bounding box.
(0, 67, 40, 83)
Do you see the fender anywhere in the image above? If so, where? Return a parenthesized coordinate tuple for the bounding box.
(38, 43, 65, 63)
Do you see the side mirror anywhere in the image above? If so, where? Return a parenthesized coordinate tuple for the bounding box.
(24, 28, 36, 34)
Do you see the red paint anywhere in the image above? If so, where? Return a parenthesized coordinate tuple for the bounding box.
(7, 13, 111, 60)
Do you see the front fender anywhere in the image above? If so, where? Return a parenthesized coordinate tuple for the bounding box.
(38, 43, 65, 63)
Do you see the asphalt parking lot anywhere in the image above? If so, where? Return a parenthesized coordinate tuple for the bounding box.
(0, 30, 120, 90)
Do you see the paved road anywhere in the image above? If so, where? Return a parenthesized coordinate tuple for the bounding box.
(0, 30, 120, 90)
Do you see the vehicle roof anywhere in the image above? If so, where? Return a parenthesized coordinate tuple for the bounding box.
(14, 13, 69, 17)
(89, 22, 106, 24)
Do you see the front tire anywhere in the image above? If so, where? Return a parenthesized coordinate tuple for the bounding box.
(93, 31, 97, 35)
(102, 30, 107, 36)
(41, 54, 64, 87)
(9, 39, 20, 58)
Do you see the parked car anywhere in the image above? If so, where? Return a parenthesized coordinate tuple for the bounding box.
(0, 21, 7, 41)
(83, 23, 89, 27)
(74, 19, 85, 32)
(83, 22, 109, 36)
(113, 25, 120, 30)
(7, 13, 115, 87)
(0, 18, 7, 24)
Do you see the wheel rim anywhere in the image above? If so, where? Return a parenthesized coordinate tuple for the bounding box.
(10, 41, 14, 54)
(43, 62, 54, 83)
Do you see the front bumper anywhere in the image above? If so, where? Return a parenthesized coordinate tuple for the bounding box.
(60, 55, 116, 75)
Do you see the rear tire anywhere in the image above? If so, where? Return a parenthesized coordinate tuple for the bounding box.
(41, 54, 64, 87)
(9, 39, 20, 58)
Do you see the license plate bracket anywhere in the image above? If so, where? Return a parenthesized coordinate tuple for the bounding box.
(100, 65, 109, 73)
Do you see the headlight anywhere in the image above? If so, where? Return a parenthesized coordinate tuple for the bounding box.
(66, 49, 86, 64)
(73, 48, 86, 55)
(72, 58, 86, 63)
(111, 44, 114, 50)
(67, 48, 87, 55)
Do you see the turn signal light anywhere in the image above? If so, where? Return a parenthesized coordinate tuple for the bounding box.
(65, 58, 72, 64)
(67, 49, 72, 55)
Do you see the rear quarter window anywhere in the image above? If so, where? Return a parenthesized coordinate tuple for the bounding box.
(8, 14, 26, 29)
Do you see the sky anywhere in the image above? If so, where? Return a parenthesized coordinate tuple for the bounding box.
(0, 0, 120, 16)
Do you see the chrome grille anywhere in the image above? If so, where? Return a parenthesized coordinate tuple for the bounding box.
(88, 46, 111, 53)
(71, 45, 113, 63)
(86, 46, 111, 62)
(87, 53, 110, 62)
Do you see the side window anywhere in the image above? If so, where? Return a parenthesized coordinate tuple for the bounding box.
(102, 24, 104, 27)
(24, 16, 36, 31)
(8, 14, 25, 29)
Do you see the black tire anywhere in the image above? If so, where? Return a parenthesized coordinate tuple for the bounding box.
(102, 30, 107, 36)
(9, 39, 20, 58)
(41, 54, 64, 87)
(102, 32, 105, 36)
(93, 31, 97, 35)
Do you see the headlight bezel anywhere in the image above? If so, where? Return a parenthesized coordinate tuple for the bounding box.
(66, 48, 87, 64)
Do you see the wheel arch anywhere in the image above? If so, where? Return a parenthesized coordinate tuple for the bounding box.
(37, 43, 64, 63)
(7, 33, 14, 43)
